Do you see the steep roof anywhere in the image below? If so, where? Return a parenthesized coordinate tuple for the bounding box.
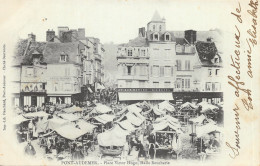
(195, 41, 222, 67)
(119, 37, 148, 47)
(42, 42, 81, 64)
(146, 31, 176, 42)
(176, 38, 189, 45)
(151, 11, 162, 22)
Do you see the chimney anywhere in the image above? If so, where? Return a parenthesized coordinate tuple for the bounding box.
(138, 27, 146, 37)
(46, 29, 55, 42)
(71, 29, 78, 42)
(207, 37, 212, 42)
(28, 33, 36, 42)
(184, 30, 197, 44)
(78, 28, 85, 40)
(58, 26, 69, 38)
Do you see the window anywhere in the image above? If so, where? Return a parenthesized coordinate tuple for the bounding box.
(54, 82, 59, 91)
(153, 25, 155, 31)
(65, 97, 71, 104)
(153, 65, 159, 77)
(127, 66, 132, 75)
(159, 25, 162, 31)
(165, 49, 171, 59)
(215, 69, 219, 76)
(160, 66, 164, 77)
(164, 66, 171, 77)
(153, 82, 159, 88)
(164, 82, 171, 88)
(215, 82, 221, 91)
(208, 69, 212, 76)
(141, 50, 146, 56)
(176, 60, 182, 70)
(214, 57, 219, 63)
(205, 82, 212, 91)
(182, 79, 185, 88)
(176, 78, 182, 89)
(185, 79, 190, 89)
(154, 33, 159, 41)
(60, 54, 67, 62)
(185, 60, 190, 70)
(24, 96, 31, 106)
(165, 34, 170, 41)
(128, 49, 133, 56)
(126, 80, 132, 88)
(139, 81, 145, 88)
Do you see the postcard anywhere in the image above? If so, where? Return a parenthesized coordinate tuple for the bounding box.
(0, 0, 259, 165)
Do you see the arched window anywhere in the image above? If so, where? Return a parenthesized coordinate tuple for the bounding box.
(153, 32, 159, 41)
(164, 32, 171, 41)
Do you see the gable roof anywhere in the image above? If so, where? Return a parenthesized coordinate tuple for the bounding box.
(195, 41, 222, 67)
(42, 42, 81, 64)
(151, 11, 162, 22)
(146, 31, 176, 42)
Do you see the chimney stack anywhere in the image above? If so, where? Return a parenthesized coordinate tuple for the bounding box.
(207, 37, 212, 42)
(78, 28, 85, 40)
(138, 27, 146, 37)
(184, 30, 197, 44)
(28, 33, 36, 42)
(46, 29, 55, 42)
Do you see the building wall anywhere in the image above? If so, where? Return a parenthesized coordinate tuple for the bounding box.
(46, 64, 81, 95)
(147, 22, 166, 32)
(193, 66, 222, 92)
(149, 42, 176, 88)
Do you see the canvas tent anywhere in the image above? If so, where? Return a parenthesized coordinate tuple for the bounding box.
(189, 114, 207, 125)
(117, 120, 136, 132)
(58, 113, 80, 122)
(196, 122, 222, 137)
(157, 101, 176, 112)
(23, 111, 50, 118)
(198, 102, 219, 113)
(62, 106, 84, 114)
(54, 123, 89, 140)
(92, 114, 115, 124)
(47, 117, 69, 130)
(90, 104, 113, 114)
(12, 115, 30, 125)
(97, 125, 129, 147)
(180, 102, 197, 111)
(153, 121, 183, 134)
(76, 120, 97, 133)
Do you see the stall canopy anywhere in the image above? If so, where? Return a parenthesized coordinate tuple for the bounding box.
(118, 92, 173, 101)
(76, 120, 97, 133)
(62, 106, 84, 114)
(151, 107, 166, 116)
(198, 102, 219, 113)
(125, 112, 145, 126)
(97, 125, 129, 147)
(117, 120, 136, 132)
(157, 101, 176, 112)
(12, 115, 30, 125)
(47, 117, 69, 130)
(93, 114, 115, 124)
(23, 111, 50, 119)
(116, 103, 142, 116)
(180, 102, 197, 111)
(90, 104, 113, 114)
(153, 121, 183, 134)
(58, 113, 81, 122)
(54, 123, 89, 140)
(189, 114, 207, 124)
(155, 115, 180, 125)
(36, 118, 49, 133)
(196, 122, 222, 137)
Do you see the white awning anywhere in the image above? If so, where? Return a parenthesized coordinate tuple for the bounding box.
(118, 92, 173, 101)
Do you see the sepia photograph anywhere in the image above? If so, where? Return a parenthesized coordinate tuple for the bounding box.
(0, 0, 259, 166)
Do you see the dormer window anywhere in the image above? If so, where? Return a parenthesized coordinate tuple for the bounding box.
(60, 52, 67, 62)
(164, 32, 171, 41)
(153, 32, 159, 41)
(214, 57, 219, 63)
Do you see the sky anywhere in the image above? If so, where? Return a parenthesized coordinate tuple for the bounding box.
(1, 0, 234, 44)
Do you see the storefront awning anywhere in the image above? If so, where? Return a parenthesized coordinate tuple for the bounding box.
(118, 92, 173, 101)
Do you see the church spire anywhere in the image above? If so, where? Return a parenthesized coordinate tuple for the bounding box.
(151, 10, 162, 22)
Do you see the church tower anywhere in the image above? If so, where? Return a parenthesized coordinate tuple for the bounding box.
(147, 11, 166, 32)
